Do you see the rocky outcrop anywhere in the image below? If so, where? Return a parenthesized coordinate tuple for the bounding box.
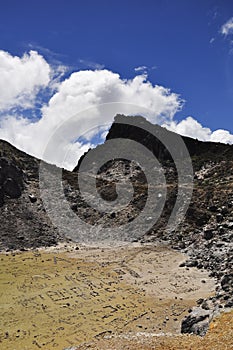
(0, 157, 24, 206)
(75, 114, 233, 172)
(181, 308, 211, 336)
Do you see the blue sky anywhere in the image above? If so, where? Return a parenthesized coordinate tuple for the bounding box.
(0, 0, 233, 168)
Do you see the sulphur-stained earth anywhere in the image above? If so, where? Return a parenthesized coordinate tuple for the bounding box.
(75, 310, 233, 350)
(0, 243, 230, 350)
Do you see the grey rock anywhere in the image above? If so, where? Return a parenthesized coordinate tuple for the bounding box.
(203, 229, 214, 240)
(28, 194, 37, 203)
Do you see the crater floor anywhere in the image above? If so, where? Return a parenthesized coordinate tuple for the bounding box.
(0, 243, 226, 350)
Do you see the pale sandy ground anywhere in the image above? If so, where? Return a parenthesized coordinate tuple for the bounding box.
(68, 243, 216, 300)
(0, 243, 218, 350)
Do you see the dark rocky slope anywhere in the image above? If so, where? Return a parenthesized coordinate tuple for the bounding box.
(0, 140, 63, 250)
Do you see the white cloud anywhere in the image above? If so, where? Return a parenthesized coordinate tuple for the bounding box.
(163, 116, 233, 145)
(41, 70, 182, 124)
(0, 50, 233, 170)
(164, 117, 212, 141)
(134, 65, 158, 73)
(210, 129, 233, 143)
(0, 50, 51, 111)
(134, 66, 148, 72)
(221, 17, 233, 36)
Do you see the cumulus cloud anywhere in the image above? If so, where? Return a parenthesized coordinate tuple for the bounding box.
(221, 17, 233, 36)
(164, 116, 233, 144)
(164, 117, 212, 141)
(0, 49, 233, 170)
(41, 70, 182, 123)
(210, 129, 233, 143)
(0, 50, 52, 111)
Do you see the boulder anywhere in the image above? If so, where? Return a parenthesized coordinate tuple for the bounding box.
(28, 194, 37, 203)
(181, 307, 211, 336)
(203, 228, 214, 240)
